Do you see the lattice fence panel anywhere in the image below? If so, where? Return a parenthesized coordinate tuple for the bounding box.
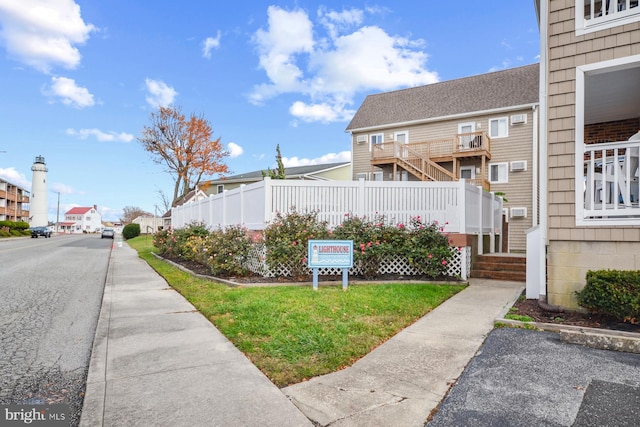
(246, 244, 469, 280)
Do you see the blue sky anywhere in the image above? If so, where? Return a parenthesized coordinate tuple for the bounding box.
(0, 1, 540, 222)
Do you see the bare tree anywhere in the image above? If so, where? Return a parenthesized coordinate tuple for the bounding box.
(157, 189, 171, 213)
(120, 206, 152, 225)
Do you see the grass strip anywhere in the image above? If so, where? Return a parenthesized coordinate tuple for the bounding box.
(127, 236, 466, 386)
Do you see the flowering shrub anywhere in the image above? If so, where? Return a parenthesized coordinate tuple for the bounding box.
(205, 225, 253, 276)
(153, 227, 180, 257)
(154, 212, 455, 280)
(262, 209, 329, 279)
(404, 216, 452, 278)
(332, 214, 405, 279)
(153, 223, 209, 259)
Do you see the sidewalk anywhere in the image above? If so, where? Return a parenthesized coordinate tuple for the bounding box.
(80, 241, 523, 426)
(80, 242, 313, 427)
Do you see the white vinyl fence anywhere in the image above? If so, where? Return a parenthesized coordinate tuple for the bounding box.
(170, 178, 503, 281)
(172, 178, 502, 250)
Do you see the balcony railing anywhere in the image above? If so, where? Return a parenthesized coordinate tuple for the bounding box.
(583, 0, 639, 23)
(583, 140, 640, 219)
(371, 132, 490, 162)
(371, 132, 490, 188)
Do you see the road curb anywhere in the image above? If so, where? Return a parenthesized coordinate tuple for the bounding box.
(494, 318, 640, 354)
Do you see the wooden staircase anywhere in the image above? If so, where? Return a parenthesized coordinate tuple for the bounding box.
(470, 254, 526, 282)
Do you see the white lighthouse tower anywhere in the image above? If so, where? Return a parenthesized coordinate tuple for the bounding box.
(30, 155, 48, 227)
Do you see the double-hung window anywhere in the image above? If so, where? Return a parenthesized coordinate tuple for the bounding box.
(489, 163, 509, 184)
(489, 117, 508, 138)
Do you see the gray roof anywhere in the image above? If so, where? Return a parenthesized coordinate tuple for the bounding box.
(210, 162, 350, 183)
(346, 63, 539, 131)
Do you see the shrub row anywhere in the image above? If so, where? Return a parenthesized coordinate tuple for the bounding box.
(0, 220, 30, 230)
(0, 220, 32, 238)
(122, 223, 141, 240)
(576, 269, 640, 324)
(153, 209, 454, 280)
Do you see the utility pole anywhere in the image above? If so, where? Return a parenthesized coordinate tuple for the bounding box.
(56, 192, 60, 233)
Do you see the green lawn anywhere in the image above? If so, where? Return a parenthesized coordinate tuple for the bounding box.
(127, 236, 466, 386)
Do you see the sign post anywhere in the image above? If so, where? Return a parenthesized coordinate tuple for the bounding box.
(307, 240, 353, 290)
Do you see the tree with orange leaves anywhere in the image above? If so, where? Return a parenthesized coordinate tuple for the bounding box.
(138, 105, 229, 205)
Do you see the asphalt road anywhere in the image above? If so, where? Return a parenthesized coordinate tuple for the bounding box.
(0, 234, 112, 425)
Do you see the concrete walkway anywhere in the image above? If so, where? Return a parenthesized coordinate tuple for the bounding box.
(80, 241, 523, 426)
(282, 280, 523, 426)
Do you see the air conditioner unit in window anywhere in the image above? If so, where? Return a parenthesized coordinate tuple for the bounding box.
(510, 114, 527, 125)
(510, 160, 527, 171)
(510, 207, 527, 218)
(356, 135, 368, 144)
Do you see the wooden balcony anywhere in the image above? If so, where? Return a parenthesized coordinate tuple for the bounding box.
(371, 132, 491, 189)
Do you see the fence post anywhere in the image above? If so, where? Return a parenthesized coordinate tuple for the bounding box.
(263, 177, 272, 228)
(489, 191, 495, 253)
(357, 178, 365, 217)
(222, 189, 227, 228)
(239, 184, 245, 226)
(476, 185, 483, 255)
(209, 194, 214, 228)
(459, 180, 467, 234)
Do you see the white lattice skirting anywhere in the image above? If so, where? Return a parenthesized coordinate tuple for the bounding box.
(244, 244, 471, 280)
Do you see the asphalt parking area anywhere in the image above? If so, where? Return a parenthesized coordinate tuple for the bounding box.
(427, 328, 640, 427)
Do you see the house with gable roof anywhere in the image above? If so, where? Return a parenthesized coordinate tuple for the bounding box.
(530, 0, 640, 308)
(59, 205, 102, 233)
(201, 162, 351, 196)
(346, 65, 540, 252)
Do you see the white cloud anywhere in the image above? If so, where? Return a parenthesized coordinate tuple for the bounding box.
(66, 128, 134, 142)
(0, 0, 96, 73)
(50, 182, 74, 194)
(44, 76, 95, 108)
(249, 6, 438, 124)
(318, 7, 363, 39)
(202, 31, 221, 59)
(289, 101, 354, 123)
(249, 6, 314, 105)
(145, 78, 177, 108)
(0, 167, 30, 188)
(282, 151, 351, 167)
(227, 142, 243, 158)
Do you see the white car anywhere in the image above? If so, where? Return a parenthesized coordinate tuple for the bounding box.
(101, 228, 115, 239)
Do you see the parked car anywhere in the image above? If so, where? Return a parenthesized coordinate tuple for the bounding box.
(101, 228, 115, 239)
(31, 226, 51, 238)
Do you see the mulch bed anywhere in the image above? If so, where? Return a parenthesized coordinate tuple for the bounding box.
(511, 294, 640, 334)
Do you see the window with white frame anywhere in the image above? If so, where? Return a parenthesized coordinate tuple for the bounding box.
(373, 171, 383, 181)
(460, 166, 475, 180)
(370, 133, 383, 146)
(489, 163, 509, 184)
(489, 117, 508, 138)
(217, 184, 224, 194)
(576, 0, 640, 35)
